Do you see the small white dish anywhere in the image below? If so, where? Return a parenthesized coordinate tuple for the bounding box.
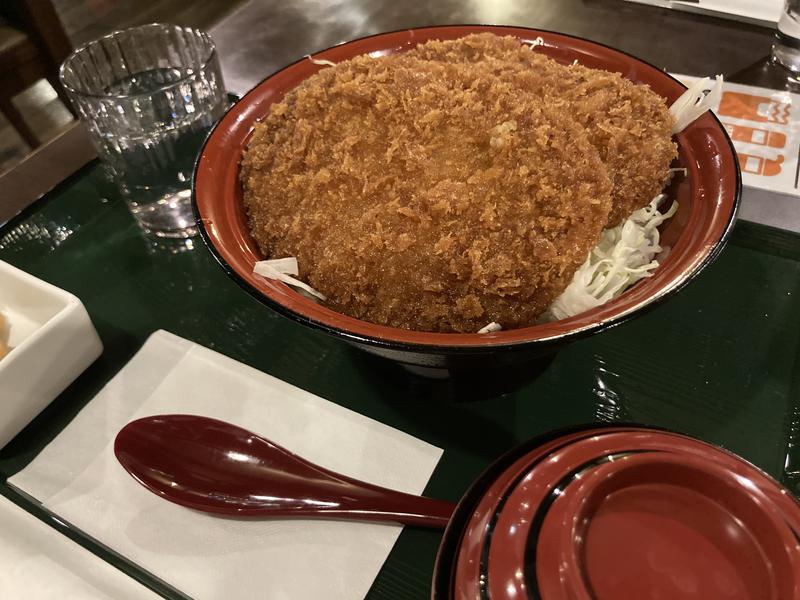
(0, 260, 102, 449)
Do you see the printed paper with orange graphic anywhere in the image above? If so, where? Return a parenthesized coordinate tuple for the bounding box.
(724, 123, 786, 149)
(674, 75, 800, 195)
(738, 153, 784, 177)
(718, 91, 790, 125)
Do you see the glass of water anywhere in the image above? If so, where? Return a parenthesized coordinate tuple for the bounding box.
(773, 0, 800, 73)
(60, 24, 228, 238)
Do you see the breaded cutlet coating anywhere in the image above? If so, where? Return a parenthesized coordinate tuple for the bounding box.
(408, 33, 677, 227)
(241, 54, 612, 333)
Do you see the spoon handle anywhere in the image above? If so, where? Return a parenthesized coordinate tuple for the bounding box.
(256, 493, 456, 528)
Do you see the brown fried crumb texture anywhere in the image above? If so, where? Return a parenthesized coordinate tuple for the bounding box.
(240, 33, 676, 333)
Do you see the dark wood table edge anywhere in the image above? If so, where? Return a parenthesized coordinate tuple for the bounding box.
(0, 122, 96, 225)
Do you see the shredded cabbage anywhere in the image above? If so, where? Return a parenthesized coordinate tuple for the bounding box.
(253, 257, 327, 301)
(670, 75, 723, 134)
(305, 55, 337, 67)
(524, 36, 545, 48)
(541, 195, 678, 322)
(477, 322, 502, 334)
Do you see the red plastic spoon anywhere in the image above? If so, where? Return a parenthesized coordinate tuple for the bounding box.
(114, 414, 455, 528)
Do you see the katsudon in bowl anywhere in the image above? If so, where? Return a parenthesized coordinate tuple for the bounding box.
(193, 25, 740, 370)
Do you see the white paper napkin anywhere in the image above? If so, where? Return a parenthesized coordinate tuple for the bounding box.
(623, 0, 781, 26)
(0, 495, 159, 599)
(9, 330, 443, 600)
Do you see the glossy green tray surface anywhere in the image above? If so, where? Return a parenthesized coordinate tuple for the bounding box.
(1, 162, 799, 599)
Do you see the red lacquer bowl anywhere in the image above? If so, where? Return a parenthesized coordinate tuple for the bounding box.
(193, 25, 740, 370)
(432, 426, 800, 600)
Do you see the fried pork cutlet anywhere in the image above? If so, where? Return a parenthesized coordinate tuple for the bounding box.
(241, 54, 612, 333)
(408, 33, 677, 226)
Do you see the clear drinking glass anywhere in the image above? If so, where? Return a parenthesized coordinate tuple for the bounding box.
(773, 0, 800, 73)
(60, 24, 228, 238)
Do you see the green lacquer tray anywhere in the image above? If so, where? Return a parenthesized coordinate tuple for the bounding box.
(1, 162, 799, 599)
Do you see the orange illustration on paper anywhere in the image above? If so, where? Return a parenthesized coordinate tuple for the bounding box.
(737, 152, 784, 177)
(719, 92, 790, 125)
(723, 122, 787, 148)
